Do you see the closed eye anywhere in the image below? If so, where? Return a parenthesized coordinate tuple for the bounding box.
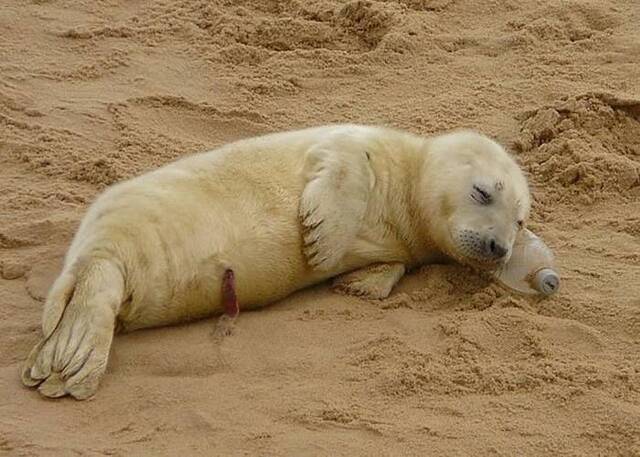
(471, 185, 492, 205)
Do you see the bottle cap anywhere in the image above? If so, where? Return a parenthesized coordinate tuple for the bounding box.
(533, 268, 560, 296)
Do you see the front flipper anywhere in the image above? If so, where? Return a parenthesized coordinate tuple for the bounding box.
(332, 262, 405, 299)
(299, 138, 375, 271)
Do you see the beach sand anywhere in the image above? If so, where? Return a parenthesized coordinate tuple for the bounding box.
(1, 0, 639, 455)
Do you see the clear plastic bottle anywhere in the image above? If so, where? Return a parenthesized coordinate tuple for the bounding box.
(495, 228, 560, 296)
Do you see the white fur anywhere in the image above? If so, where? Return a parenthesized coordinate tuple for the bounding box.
(21, 124, 530, 399)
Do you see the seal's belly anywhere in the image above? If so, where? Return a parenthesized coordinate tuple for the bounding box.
(122, 228, 319, 330)
(116, 181, 324, 330)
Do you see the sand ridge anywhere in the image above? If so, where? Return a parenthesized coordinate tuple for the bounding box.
(1, 0, 639, 455)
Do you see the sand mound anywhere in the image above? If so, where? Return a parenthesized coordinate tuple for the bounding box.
(514, 93, 640, 205)
(1, 0, 639, 455)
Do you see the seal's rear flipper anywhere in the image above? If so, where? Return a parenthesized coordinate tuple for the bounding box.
(21, 258, 124, 399)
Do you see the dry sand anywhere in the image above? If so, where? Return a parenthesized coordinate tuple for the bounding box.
(1, 0, 639, 455)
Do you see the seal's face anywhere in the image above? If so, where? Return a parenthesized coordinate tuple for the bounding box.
(445, 175, 529, 268)
(426, 131, 531, 270)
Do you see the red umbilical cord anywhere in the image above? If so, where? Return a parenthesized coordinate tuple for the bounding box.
(221, 269, 239, 318)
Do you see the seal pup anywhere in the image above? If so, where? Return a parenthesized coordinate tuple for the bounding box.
(21, 124, 530, 399)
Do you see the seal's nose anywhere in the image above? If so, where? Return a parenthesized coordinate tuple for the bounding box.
(486, 236, 508, 259)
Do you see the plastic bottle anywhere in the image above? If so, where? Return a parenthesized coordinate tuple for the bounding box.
(495, 228, 560, 296)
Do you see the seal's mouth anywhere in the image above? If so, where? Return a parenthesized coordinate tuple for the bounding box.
(447, 227, 513, 272)
(441, 244, 505, 276)
(445, 228, 510, 275)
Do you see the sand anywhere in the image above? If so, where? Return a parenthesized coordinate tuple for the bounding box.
(1, 0, 639, 455)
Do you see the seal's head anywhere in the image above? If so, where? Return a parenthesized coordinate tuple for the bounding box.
(422, 130, 531, 269)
